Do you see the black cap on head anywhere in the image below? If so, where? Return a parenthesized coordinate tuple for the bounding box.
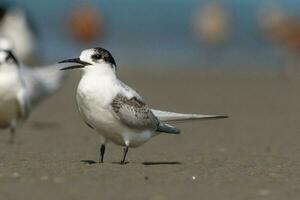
(93, 47, 116, 67)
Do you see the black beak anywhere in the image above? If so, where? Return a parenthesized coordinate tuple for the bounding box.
(59, 58, 91, 70)
(4, 50, 20, 66)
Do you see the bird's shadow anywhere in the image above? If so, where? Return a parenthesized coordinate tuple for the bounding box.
(81, 160, 129, 165)
(142, 161, 181, 166)
(81, 160, 97, 165)
(80, 160, 181, 166)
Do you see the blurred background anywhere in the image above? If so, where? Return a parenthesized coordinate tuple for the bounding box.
(1, 0, 300, 71)
(2, 1, 300, 199)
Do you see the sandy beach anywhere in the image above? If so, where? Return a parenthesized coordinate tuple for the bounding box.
(0, 68, 299, 200)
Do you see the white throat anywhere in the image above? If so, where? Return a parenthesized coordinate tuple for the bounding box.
(82, 62, 116, 78)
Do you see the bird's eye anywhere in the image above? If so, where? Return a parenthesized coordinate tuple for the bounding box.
(6, 56, 14, 63)
(92, 54, 102, 60)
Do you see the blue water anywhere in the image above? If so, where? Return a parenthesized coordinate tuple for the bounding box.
(4, 0, 300, 69)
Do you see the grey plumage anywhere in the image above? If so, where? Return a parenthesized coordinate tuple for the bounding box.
(21, 64, 66, 106)
(157, 123, 180, 134)
(111, 94, 158, 130)
(110, 94, 227, 135)
(111, 93, 180, 134)
(152, 109, 228, 123)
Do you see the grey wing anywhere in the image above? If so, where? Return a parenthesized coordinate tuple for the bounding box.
(21, 64, 66, 106)
(111, 94, 159, 130)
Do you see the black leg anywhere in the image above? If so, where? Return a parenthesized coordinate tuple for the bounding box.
(120, 146, 129, 165)
(9, 126, 15, 144)
(99, 144, 105, 163)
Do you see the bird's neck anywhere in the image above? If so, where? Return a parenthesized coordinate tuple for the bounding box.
(78, 68, 118, 106)
(80, 66, 117, 88)
(82, 63, 116, 78)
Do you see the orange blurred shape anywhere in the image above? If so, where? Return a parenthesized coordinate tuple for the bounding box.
(266, 19, 300, 52)
(259, 8, 300, 52)
(194, 3, 230, 45)
(69, 6, 103, 43)
(278, 22, 300, 51)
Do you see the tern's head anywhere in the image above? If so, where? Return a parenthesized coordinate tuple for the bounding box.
(59, 47, 116, 74)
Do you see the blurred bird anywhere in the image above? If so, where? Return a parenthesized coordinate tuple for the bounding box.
(260, 12, 300, 52)
(258, 6, 300, 80)
(0, 38, 65, 143)
(0, 5, 37, 62)
(68, 5, 104, 43)
(193, 2, 231, 45)
(0, 4, 37, 63)
(59, 47, 228, 164)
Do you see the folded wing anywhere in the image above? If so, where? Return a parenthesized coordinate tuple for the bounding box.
(111, 94, 180, 134)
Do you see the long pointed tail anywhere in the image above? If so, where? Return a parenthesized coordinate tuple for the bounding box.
(152, 109, 228, 123)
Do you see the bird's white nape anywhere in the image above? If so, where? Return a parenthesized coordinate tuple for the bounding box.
(0, 51, 7, 63)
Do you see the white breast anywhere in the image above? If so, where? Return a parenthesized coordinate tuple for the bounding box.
(76, 74, 125, 141)
(0, 72, 22, 128)
(75, 73, 157, 147)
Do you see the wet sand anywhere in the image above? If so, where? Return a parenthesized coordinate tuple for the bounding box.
(0, 68, 300, 200)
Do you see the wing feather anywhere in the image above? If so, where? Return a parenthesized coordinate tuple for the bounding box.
(111, 94, 158, 130)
